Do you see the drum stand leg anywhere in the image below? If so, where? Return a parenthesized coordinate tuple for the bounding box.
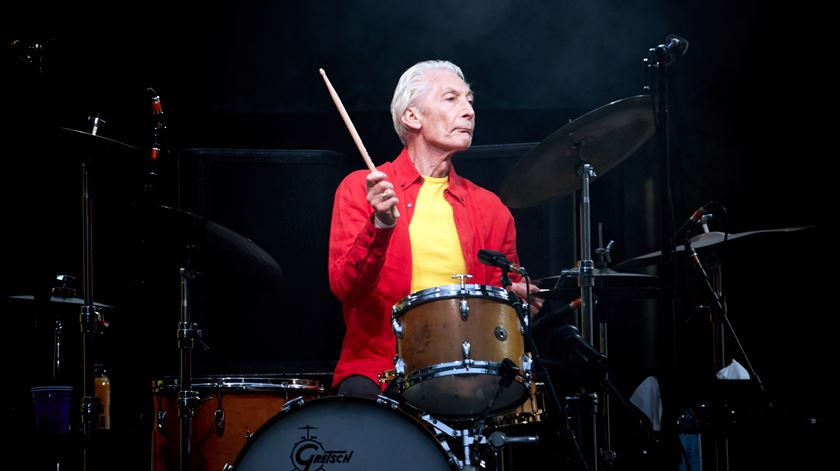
(419, 413, 538, 471)
(79, 153, 101, 471)
(176, 266, 208, 471)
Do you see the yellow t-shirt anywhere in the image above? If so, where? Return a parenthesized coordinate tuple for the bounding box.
(409, 176, 467, 292)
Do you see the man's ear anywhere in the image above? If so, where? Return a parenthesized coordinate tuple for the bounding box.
(401, 106, 422, 132)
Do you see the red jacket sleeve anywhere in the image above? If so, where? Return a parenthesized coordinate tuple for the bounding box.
(328, 171, 395, 305)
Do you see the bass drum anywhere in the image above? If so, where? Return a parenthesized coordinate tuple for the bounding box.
(231, 396, 453, 470)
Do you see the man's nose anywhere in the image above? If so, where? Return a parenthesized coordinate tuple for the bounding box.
(462, 100, 475, 119)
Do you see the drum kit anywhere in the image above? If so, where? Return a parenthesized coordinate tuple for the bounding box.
(227, 94, 662, 471)
(9, 85, 812, 471)
(6, 90, 661, 471)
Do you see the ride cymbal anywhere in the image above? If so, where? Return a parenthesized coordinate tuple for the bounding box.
(614, 226, 815, 269)
(500, 95, 655, 208)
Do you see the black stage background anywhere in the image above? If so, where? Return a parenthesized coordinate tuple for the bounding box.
(2, 1, 826, 469)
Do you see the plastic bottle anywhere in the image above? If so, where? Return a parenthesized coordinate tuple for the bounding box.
(94, 365, 111, 430)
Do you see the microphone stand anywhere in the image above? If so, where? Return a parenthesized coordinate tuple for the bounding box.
(507, 268, 591, 471)
(644, 37, 687, 469)
(682, 239, 767, 396)
(80, 116, 105, 471)
(682, 238, 771, 471)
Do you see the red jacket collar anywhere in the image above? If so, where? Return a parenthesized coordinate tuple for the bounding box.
(392, 148, 468, 203)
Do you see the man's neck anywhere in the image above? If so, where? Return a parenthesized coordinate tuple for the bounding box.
(407, 140, 454, 178)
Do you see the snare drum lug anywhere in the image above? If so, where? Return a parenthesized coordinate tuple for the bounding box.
(494, 325, 508, 341)
(459, 298, 469, 320)
(462, 340, 471, 365)
(215, 407, 225, 436)
(521, 354, 533, 375)
(391, 315, 403, 338)
(155, 409, 168, 435)
(394, 355, 406, 375)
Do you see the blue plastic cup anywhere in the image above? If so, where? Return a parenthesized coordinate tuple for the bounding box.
(31, 386, 73, 435)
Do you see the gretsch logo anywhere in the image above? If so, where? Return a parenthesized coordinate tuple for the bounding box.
(290, 425, 354, 471)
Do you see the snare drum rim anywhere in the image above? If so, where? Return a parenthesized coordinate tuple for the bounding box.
(393, 283, 513, 317)
(154, 375, 324, 394)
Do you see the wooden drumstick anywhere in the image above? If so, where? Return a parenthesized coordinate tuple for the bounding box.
(319, 68, 400, 218)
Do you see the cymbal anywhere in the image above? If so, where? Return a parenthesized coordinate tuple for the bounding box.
(500, 95, 655, 208)
(614, 225, 815, 269)
(533, 267, 659, 299)
(57, 127, 139, 154)
(8, 294, 116, 310)
(149, 205, 283, 282)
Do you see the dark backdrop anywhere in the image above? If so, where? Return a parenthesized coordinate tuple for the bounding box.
(2, 1, 826, 469)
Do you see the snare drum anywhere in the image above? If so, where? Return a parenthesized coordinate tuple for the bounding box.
(488, 381, 547, 428)
(392, 284, 530, 418)
(151, 375, 322, 471)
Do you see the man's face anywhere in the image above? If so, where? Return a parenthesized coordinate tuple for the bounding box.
(413, 69, 475, 152)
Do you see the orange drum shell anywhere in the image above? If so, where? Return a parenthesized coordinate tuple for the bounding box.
(397, 296, 524, 374)
(152, 380, 321, 471)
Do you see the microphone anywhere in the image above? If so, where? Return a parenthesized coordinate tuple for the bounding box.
(147, 87, 165, 125)
(547, 324, 608, 384)
(672, 205, 706, 243)
(657, 34, 689, 63)
(532, 297, 582, 331)
(477, 249, 528, 276)
(146, 88, 166, 163)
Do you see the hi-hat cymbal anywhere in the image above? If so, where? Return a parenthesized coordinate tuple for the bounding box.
(8, 294, 116, 310)
(533, 267, 659, 299)
(614, 225, 815, 269)
(499, 95, 655, 208)
(57, 127, 139, 154)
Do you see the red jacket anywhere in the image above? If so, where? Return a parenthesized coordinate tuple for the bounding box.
(328, 148, 523, 390)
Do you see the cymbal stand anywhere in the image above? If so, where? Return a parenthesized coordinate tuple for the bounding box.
(510, 272, 591, 471)
(575, 148, 612, 470)
(80, 115, 105, 471)
(594, 227, 616, 467)
(577, 158, 596, 346)
(177, 266, 206, 471)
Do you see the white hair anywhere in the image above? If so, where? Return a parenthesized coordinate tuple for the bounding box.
(390, 60, 466, 145)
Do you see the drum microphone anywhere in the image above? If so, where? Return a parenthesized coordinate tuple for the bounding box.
(146, 88, 165, 163)
(147, 87, 165, 125)
(672, 205, 707, 243)
(532, 297, 582, 331)
(660, 34, 689, 57)
(477, 249, 528, 276)
(655, 34, 690, 65)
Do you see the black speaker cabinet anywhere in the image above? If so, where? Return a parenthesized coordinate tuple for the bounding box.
(176, 148, 354, 374)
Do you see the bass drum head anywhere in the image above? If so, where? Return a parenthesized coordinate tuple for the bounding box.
(232, 396, 452, 471)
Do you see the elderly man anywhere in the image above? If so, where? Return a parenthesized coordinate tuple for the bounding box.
(328, 60, 541, 398)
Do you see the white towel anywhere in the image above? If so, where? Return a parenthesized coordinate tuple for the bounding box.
(629, 375, 662, 431)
